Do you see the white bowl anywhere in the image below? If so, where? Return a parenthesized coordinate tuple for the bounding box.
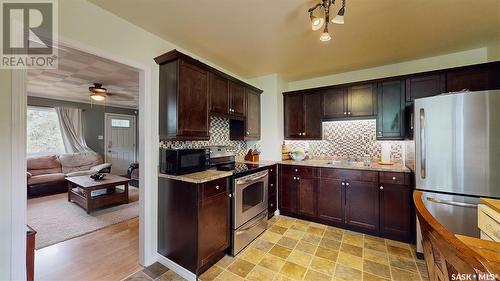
(290, 152, 306, 161)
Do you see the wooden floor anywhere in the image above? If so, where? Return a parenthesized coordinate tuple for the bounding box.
(35, 218, 141, 281)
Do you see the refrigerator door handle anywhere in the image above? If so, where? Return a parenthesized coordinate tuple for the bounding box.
(419, 108, 426, 179)
(426, 197, 478, 208)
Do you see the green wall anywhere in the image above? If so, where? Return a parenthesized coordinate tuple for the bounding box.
(27, 96, 138, 157)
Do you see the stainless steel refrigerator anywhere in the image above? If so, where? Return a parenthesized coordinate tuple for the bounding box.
(414, 90, 500, 253)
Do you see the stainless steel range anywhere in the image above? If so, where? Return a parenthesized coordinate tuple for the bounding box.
(231, 169, 268, 255)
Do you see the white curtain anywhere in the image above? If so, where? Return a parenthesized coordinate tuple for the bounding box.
(55, 107, 92, 153)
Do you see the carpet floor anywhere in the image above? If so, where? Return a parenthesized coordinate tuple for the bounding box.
(28, 186, 139, 249)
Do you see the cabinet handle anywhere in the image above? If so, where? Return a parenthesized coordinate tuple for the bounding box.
(341, 182, 345, 186)
(378, 131, 383, 136)
(392, 176, 396, 180)
(297, 177, 300, 180)
(270, 183, 274, 187)
(303, 132, 306, 136)
(270, 169, 273, 172)
(348, 111, 351, 115)
(346, 182, 350, 186)
(294, 169, 298, 172)
(380, 186, 384, 190)
(344, 112, 347, 115)
(246, 131, 250, 135)
(293, 176, 296, 180)
(270, 203, 274, 207)
(228, 193, 232, 197)
(215, 185, 220, 190)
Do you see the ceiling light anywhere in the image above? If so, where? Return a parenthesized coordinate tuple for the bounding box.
(307, 0, 348, 42)
(310, 14, 325, 31)
(90, 93, 106, 101)
(332, 6, 345, 24)
(320, 26, 331, 42)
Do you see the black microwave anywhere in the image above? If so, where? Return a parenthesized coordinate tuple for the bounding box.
(159, 148, 210, 175)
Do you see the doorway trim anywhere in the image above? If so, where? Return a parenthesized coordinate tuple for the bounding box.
(104, 113, 138, 168)
(11, 36, 157, 278)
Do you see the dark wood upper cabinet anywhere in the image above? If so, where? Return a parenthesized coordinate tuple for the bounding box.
(348, 84, 377, 117)
(155, 50, 262, 141)
(284, 94, 304, 139)
(317, 178, 344, 224)
(157, 58, 210, 141)
(303, 93, 322, 139)
(377, 80, 405, 140)
(229, 81, 246, 116)
(345, 180, 379, 232)
(446, 66, 500, 92)
(245, 88, 261, 139)
(405, 74, 445, 102)
(284, 92, 322, 140)
(322, 87, 347, 119)
(209, 73, 229, 115)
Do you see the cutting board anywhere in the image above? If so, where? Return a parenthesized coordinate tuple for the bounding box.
(481, 198, 500, 213)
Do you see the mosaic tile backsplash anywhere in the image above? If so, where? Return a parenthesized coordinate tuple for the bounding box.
(160, 116, 249, 155)
(287, 119, 405, 160)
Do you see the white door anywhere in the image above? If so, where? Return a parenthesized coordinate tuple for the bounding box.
(105, 113, 137, 175)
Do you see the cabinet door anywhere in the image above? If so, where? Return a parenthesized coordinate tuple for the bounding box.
(245, 88, 261, 139)
(377, 80, 405, 140)
(209, 73, 229, 115)
(379, 184, 412, 241)
(348, 84, 376, 117)
(178, 60, 210, 139)
(405, 74, 445, 102)
(303, 93, 322, 139)
(345, 180, 379, 231)
(446, 67, 493, 92)
(317, 179, 344, 224)
(284, 94, 304, 139)
(198, 192, 230, 268)
(279, 175, 298, 214)
(298, 178, 316, 217)
(322, 87, 347, 119)
(229, 81, 246, 116)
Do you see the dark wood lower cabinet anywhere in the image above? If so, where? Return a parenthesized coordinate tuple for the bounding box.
(379, 183, 413, 241)
(345, 180, 379, 231)
(317, 179, 344, 224)
(278, 165, 413, 242)
(158, 176, 230, 276)
(298, 178, 317, 217)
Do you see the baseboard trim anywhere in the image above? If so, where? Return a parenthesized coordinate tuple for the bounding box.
(156, 253, 196, 281)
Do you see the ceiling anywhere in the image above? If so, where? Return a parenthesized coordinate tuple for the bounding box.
(28, 46, 140, 108)
(90, 0, 500, 81)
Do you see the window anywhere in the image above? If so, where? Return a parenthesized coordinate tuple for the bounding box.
(111, 118, 130, 128)
(27, 107, 65, 155)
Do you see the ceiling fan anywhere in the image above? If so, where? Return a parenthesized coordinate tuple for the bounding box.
(88, 83, 134, 102)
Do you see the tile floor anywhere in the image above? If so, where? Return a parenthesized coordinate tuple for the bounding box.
(124, 215, 429, 281)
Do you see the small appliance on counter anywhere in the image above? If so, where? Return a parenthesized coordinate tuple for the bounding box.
(159, 148, 210, 175)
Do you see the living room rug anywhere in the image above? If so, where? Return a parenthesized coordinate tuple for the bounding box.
(28, 186, 139, 249)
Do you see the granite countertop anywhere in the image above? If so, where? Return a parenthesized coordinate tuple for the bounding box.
(279, 159, 412, 173)
(236, 159, 278, 167)
(158, 170, 233, 184)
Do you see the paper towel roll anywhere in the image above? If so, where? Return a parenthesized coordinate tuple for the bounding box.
(381, 143, 391, 163)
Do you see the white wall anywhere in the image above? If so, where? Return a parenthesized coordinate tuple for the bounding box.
(248, 74, 286, 161)
(0, 69, 13, 280)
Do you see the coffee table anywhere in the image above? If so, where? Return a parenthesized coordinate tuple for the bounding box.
(67, 174, 130, 214)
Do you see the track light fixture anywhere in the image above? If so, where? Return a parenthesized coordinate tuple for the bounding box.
(308, 0, 346, 42)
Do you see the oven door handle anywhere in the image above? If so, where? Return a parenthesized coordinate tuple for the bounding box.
(236, 172, 268, 185)
(236, 212, 267, 234)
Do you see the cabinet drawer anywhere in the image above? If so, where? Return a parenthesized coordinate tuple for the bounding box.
(281, 165, 318, 178)
(320, 168, 378, 182)
(379, 172, 409, 185)
(201, 178, 228, 200)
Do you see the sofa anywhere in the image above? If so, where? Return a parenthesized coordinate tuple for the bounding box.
(27, 152, 111, 197)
